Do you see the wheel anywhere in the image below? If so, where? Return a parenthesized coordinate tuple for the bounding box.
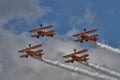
(80, 41, 83, 43)
(42, 35, 44, 37)
(37, 36, 39, 38)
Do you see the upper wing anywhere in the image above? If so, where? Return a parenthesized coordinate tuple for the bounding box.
(63, 49, 88, 58)
(29, 28, 39, 32)
(18, 49, 26, 53)
(41, 25, 53, 29)
(18, 44, 42, 53)
(29, 44, 42, 49)
(29, 25, 53, 32)
(83, 29, 97, 34)
(72, 33, 83, 37)
(72, 29, 97, 37)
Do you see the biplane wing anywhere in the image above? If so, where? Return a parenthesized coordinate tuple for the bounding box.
(63, 49, 88, 58)
(83, 29, 97, 34)
(65, 59, 74, 63)
(74, 54, 89, 62)
(40, 25, 53, 29)
(46, 30, 55, 34)
(73, 29, 97, 37)
(18, 44, 42, 53)
(79, 54, 89, 59)
(64, 54, 89, 63)
(29, 25, 53, 32)
(18, 49, 27, 53)
(34, 49, 43, 53)
(19, 54, 28, 58)
(74, 39, 83, 42)
(72, 33, 83, 37)
(29, 29, 38, 32)
(89, 34, 99, 38)
(29, 44, 42, 50)
(31, 34, 39, 38)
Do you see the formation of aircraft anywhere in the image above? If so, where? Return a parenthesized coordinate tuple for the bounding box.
(72, 29, 98, 43)
(18, 44, 44, 58)
(63, 49, 89, 63)
(18, 24, 99, 63)
(29, 24, 55, 38)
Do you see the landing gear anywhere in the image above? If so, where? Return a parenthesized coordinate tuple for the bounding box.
(26, 56, 28, 58)
(37, 36, 39, 38)
(80, 41, 83, 43)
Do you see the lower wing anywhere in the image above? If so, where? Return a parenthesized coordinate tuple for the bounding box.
(31, 34, 39, 38)
(65, 59, 74, 63)
(19, 54, 28, 58)
(74, 39, 83, 42)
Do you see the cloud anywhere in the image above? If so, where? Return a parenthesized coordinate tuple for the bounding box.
(69, 8, 95, 28)
(0, 0, 52, 24)
(0, 25, 120, 80)
(0, 1, 120, 79)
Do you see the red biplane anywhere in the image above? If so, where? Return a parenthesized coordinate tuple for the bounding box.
(18, 44, 44, 58)
(29, 24, 55, 38)
(63, 49, 89, 63)
(72, 29, 98, 43)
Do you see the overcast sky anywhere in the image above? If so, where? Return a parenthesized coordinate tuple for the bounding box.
(0, 0, 120, 80)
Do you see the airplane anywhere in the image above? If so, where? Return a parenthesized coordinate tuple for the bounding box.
(29, 24, 55, 38)
(72, 29, 98, 43)
(63, 49, 89, 63)
(18, 44, 44, 58)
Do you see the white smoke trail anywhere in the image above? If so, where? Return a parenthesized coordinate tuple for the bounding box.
(32, 57, 118, 80)
(80, 62, 120, 79)
(89, 41, 120, 54)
